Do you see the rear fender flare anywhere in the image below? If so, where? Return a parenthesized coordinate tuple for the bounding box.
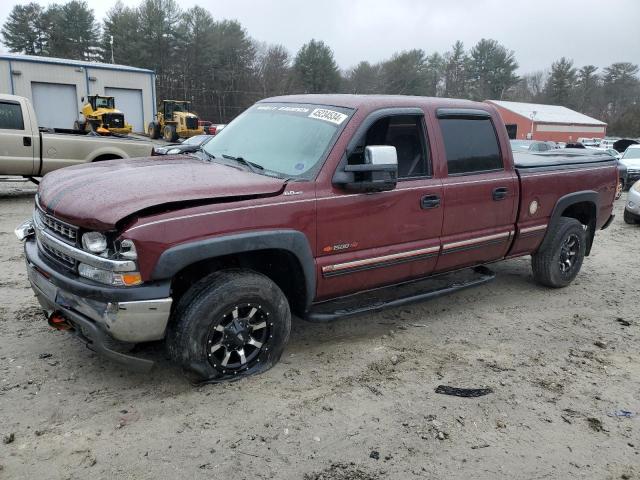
(540, 190, 598, 255)
(151, 230, 316, 311)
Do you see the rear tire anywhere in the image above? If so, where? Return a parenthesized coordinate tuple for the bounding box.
(624, 209, 638, 225)
(163, 125, 178, 142)
(166, 269, 291, 382)
(531, 217, 586, 288)
(148, 122, 160, 139)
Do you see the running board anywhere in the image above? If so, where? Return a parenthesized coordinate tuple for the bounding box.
(305, 266, 495, 322)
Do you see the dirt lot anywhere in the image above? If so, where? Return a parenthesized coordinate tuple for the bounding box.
(0, 181, 638, 480)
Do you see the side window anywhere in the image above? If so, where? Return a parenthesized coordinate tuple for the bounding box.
(0, 102, 25, 130)
(439, 117, 503, 175)
(348, 115, 430, 178)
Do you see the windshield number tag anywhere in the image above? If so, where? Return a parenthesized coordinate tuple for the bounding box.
(309, 109, 348, 125)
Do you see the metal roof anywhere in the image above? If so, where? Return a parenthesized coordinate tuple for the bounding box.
(487, 100, 606, 126)
(0, 53, 154, 74)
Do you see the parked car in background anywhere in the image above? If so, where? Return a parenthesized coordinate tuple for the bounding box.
(198, 120, 213, 134)
(0, 94, 154, 178)
(620, 144, 640, 189)
(510, 139, 557, 152)
(624, 180, 640, 224)
(209, 124, 227, 135)
(153, 134, 212, 156)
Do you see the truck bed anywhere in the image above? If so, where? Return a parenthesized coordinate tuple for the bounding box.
(513, 149, 615, 171)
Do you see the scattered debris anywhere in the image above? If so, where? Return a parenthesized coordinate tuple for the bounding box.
(313, 436, 321, 442)
(471, 443, 490, 449)
(607, 410, 636, 418)
(390, 355, 399, 365)
(3, 433, 15, 444)
(586, 417, 606, 432)
(38, 353, 52, 359)
(303, 462, 378, 480)
(616, 317, 631, 327)
(593, 340, 607, 349)
(369, 450, 380, 460)
(435, 385, 493, 398)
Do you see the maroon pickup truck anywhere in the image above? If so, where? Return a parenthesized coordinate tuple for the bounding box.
(15, 95, 617, 381)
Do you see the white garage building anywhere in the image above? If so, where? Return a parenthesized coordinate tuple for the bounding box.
(0, 53, 156, 132)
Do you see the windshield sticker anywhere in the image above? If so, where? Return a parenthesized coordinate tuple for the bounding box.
(256, 105, 310, 114)
(308, 108, 348, 125)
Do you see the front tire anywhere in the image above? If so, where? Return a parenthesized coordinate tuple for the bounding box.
(624, 209, 638, 225)
(531, 217, 586, 288)
(167, 270, 291, 382)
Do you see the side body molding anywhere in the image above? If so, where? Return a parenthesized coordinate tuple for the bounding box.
(151, 230, 316, 309)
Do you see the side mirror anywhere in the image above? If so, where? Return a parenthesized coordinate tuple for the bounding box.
(81, 97, 84, 102)
(333, 145, 398, 192)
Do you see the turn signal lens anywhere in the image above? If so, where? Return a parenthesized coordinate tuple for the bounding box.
(78, 263, 142, 287)
(121, 273, 143, 286)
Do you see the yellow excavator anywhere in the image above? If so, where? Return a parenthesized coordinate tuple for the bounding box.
(75, 95, 132, 135)
(147, 100, 203, 142)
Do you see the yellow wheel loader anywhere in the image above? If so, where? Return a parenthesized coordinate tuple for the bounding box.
(75, 95, 132, 135)
(147, 100, 203, 142)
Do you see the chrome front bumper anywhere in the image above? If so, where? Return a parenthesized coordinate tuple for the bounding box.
(27, 260, 172, 343)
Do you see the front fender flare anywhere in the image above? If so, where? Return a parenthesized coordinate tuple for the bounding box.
(151, 230, 316, 310)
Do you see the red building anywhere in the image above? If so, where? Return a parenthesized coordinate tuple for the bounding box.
(486, 100, 607, 143)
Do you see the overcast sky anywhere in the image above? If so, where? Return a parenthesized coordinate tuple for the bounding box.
(1, 0, 639, 74)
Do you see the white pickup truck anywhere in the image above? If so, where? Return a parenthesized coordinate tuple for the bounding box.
(0, 94, 154, 178)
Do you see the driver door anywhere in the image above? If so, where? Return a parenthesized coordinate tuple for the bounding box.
(315, 110, 443, 301)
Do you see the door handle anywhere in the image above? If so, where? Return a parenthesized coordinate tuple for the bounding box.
(23, 136, 32, 147)
(492, 187, 508, 201)
(421, 194, 441, 209)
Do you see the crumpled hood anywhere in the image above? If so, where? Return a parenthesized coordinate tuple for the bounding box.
(38, 156, 285, 230)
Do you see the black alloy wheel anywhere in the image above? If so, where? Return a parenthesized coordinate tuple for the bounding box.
(206, 303, 270, 373)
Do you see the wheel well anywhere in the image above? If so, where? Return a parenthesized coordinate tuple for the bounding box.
(560, 201, 596, 254)
(170, 249, 308, 317)
(92, 154, 122, 162)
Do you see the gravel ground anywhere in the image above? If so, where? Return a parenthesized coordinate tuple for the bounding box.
(0, 181, 638, 480)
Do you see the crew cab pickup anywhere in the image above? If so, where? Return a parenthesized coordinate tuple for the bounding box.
(15, 95, 617, 381)
(0, 94, 154, 178)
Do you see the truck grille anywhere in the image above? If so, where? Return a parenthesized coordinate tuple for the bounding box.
(40, 240, 76, 268)
(186, 116, 198, 130)
(103, 113, 125, 129)
(36, 208, 78, 244)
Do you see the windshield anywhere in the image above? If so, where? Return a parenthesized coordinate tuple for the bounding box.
(95, 97, 114, 109)
(202, 103, 352, 178)
(622, 147, 640, 160)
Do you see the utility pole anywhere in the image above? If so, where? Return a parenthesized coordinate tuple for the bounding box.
(529, 111, 537, 140)
(110, 35, 114, 64)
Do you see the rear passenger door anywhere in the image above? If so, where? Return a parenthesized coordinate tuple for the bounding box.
(434, 109, 517, 272)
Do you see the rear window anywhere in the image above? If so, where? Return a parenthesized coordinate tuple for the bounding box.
(0, 102, 24, 130)
(439, 118, 503, 175)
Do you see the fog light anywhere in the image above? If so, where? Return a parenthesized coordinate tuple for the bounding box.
(82, 232, 107, 253)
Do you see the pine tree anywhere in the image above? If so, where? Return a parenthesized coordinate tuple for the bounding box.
(1, 3, 48, 55)
(292, 40, 341, 94)
(545, 57, 577, 106)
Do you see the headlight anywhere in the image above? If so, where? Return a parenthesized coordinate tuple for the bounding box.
(82, 232, 107, 253)
(118, 239, 138, 260)
(166, 148, 181, 155)
(78, 264, 142, 286)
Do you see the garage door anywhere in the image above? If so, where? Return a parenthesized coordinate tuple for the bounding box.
(31, 82, 78, 129)
(105, 87, 144, 132)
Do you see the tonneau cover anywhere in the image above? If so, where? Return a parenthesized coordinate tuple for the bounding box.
(514, 149, 615, 169)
